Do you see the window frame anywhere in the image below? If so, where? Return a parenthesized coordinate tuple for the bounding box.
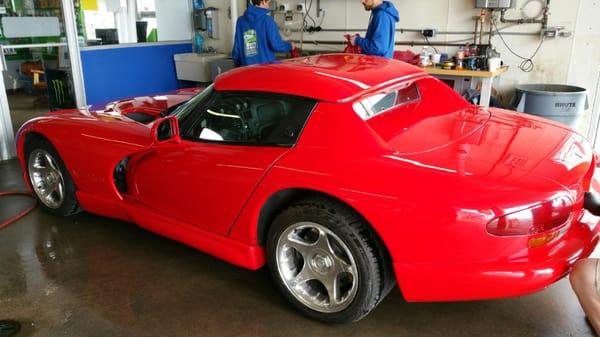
(178, 89, 318, 148)
(353, 81, 421, 120)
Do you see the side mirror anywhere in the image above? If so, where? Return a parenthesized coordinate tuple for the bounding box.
(151, 116, 181, 144)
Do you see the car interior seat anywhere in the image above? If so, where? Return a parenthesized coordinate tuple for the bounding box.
(252, 101, 289, 140)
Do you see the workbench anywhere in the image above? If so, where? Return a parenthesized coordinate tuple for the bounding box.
(424, 66, 509, 107)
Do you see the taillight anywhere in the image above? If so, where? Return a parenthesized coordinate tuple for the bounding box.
(486, 195, 574, 236)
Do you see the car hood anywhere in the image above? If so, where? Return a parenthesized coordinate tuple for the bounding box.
(93, 87, 201, 124)
(19, 88, 202, 151)
(386, 107, 594, 191)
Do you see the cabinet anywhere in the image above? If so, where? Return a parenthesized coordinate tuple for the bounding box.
(174, 52, 227, 82)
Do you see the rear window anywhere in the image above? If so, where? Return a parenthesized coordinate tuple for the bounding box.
(357, 77, 473, 152)
(353, 82, 420, 120)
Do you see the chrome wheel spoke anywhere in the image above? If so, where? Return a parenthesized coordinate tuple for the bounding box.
(55, 178, 65, 201)
(44, 153, 60, 172)
(30, 164, 45, 176)
(332, 254, 353, 275)
(314, 229, 333, 253)
(285, 237, 313, 257)
(293, 264, 317, 286)
(44, 190, 55, 205)
(315, 228, 353, 275)
(320, 274, 340, 305)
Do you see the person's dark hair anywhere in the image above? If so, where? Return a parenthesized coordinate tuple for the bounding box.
(251, 0, 262, 6)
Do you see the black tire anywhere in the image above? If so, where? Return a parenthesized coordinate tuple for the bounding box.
(266, 196, 393, 323)
(24, 137, 80, 216)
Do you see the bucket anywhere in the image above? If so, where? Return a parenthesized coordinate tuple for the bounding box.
(512, 84, 589, 128)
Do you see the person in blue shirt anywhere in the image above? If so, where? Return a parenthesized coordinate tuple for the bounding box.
(232, 0, 295, 67)
(350, 0, 399, 58)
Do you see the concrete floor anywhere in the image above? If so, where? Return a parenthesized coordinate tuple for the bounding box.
(0, 159, 597, 337)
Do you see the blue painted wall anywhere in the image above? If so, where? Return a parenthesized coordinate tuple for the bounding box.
(81, 43, 192, 106)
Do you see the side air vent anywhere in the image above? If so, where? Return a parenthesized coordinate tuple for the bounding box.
(113, 157, 129, 193)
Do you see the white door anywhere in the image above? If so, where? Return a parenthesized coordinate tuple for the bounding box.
(0, 0, 86, 161)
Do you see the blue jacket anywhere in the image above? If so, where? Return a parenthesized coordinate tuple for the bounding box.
(355, 1, 399, 58)
(232, 6, 292, 66)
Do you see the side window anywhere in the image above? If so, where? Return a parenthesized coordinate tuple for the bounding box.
(353, 82, 420, 120)
(184, 91, 316, 146)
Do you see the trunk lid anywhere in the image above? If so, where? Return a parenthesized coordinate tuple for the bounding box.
(379, 107, 594, 190)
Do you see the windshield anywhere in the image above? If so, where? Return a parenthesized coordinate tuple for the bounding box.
(169, 84, 215, 119)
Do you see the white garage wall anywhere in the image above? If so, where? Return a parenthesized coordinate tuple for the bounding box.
(155, 0, 192, 41)
(210, 0, 600, 137)
(567, 0, 600, 141)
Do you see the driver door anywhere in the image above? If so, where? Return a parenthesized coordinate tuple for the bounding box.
(129, 89, 315, 236)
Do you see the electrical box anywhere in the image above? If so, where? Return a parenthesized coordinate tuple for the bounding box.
(421, 29, 437, 38)
(542, 26, 569, 39)
(475, 0, 512, 8)
(542, 28, 558, 39)
(296, 3, 305, 13)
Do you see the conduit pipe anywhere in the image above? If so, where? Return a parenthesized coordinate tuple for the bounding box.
(499, 0, 550, 29)
(294, 28, 540, 37)
(230, 0, 238, 43)
(290, 39, 471, 48)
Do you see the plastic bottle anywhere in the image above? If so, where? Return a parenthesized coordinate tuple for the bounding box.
(419, 46, 432, 67)
(457, 46, 465, 60)
(207, 16, 213, 38)
(193, 0, 205, 10)
(194, 31, 204, 54)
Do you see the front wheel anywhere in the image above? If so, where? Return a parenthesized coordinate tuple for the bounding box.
(267, 197, 391, 323)
(25, 138, 80, 216)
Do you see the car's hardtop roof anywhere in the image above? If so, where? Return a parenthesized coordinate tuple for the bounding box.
(214, 53, 427, 103)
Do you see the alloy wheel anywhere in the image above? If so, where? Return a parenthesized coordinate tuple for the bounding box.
(275, 222, 359, 313)
(28, 149, 65, 209)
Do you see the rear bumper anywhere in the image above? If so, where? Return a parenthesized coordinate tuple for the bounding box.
(394, 209, 600, 302)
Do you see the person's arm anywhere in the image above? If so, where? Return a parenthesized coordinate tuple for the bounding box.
(266, 19, 292, 53)
(354, 16, 391, 57)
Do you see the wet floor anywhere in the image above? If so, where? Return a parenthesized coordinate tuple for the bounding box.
(0, 159, 597, 337)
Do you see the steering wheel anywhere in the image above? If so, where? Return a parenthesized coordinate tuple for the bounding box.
(210, 101, 252, 141)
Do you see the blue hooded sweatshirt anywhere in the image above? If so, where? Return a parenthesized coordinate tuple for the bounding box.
(355, 1, 399, 58)
(232, 5, 292, 66)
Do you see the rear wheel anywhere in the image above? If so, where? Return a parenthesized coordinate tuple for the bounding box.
(267, 197, 391, 323)
(25, 138, 80, 216)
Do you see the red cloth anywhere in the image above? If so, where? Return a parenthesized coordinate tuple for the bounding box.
(343, 34, 362, 54)
(290, 47, 300, 58)
(393, 50, 420, 65)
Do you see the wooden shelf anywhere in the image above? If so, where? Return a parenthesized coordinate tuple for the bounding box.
(424, 66, 509, 78)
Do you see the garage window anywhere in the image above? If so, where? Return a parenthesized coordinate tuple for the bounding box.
(183, 91, 317, 146)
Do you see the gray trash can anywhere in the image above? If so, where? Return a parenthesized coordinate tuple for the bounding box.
(512, 84, 589, 128)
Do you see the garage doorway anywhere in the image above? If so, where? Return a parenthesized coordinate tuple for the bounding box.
(0, 0, 85, 161)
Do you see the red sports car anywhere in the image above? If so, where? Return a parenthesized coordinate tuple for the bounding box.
(16, 54, 600, 323)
